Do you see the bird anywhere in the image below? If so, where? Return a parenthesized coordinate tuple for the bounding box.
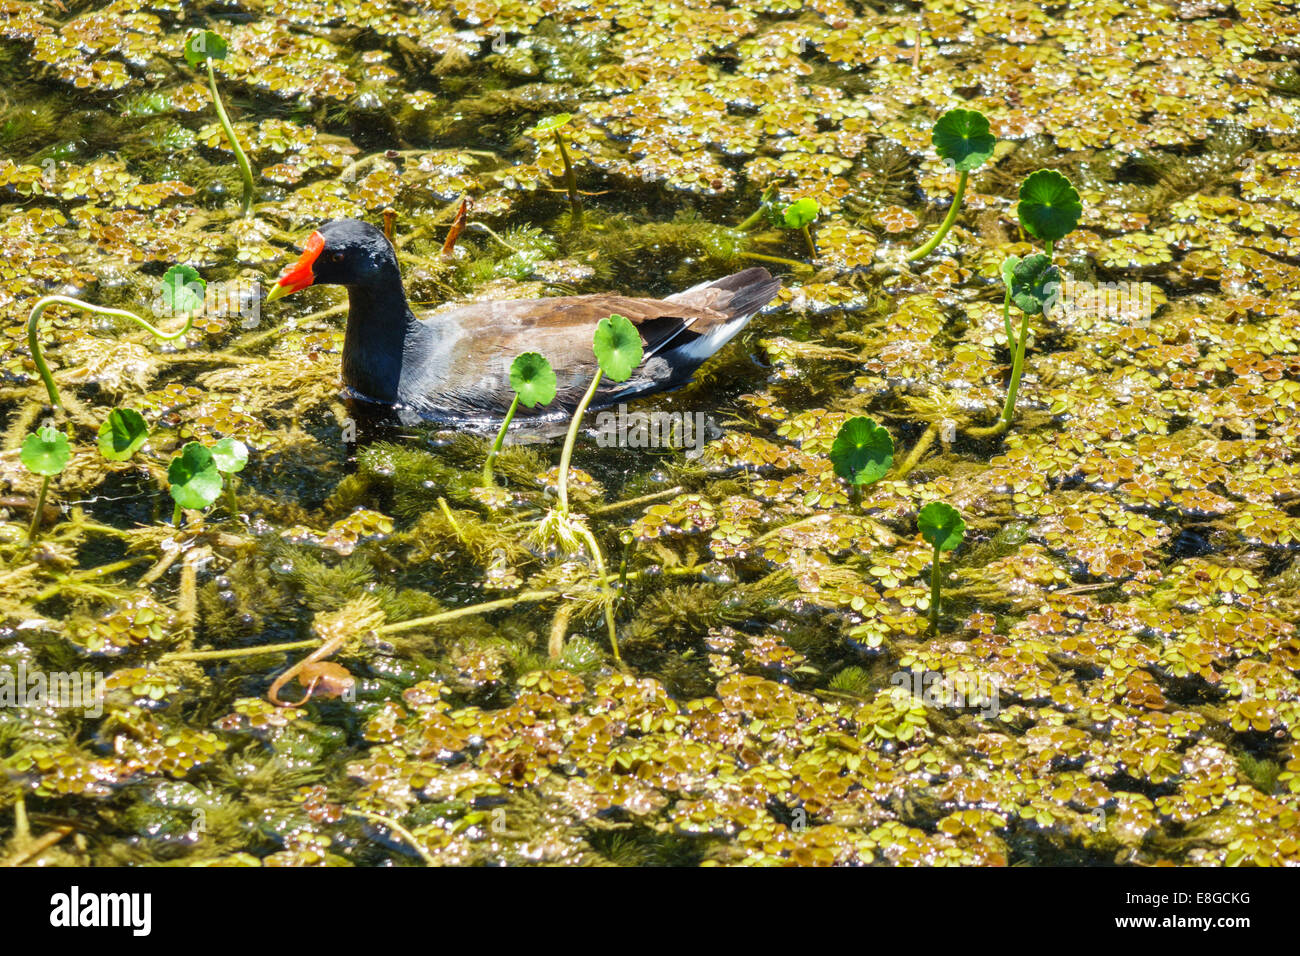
(264, 219, 780, 425)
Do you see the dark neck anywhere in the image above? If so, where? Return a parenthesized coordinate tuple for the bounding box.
(341, 281, 423, 403)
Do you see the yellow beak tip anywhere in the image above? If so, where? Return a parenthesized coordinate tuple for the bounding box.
(264, 282, 291, 304)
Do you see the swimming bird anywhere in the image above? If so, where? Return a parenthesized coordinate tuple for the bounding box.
(264, 219, 780, 424)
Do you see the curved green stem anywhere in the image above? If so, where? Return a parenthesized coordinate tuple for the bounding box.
(908, 169, 968, 262)
(736, 184, 779, 230)
(895, 423, 938, 479)
(616, 531, 634, 607)
(557, 370, 603, 516)
(929, 544, 941, 634)
(344, 809, 435, 866)
(482, 394, 520, 486)
(554, 132, 580, 219)
(206, 58, 254, 217)
(574, 521, 622, 667)
(1001, 306, 1032, 425)
(27, 296, 196, 409)
(801, 224, 817, 259)
(27, 475, 50, 543)
(739, 251, 809, 270)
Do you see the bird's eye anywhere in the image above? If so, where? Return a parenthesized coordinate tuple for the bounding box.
(331, 252, 345, 263)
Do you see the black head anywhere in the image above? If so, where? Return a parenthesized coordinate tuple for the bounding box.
(265, 218, 400, 302)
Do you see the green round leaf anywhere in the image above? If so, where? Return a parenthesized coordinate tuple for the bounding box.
(98, 408, 149, 462)
(529, 113, 573, 136)
(782, 197, 819, 230)
(509, 352, 557, 408)
(1000, 254, 1020, 289)
(184, 30, 228, 67)
(211, 437, 248, 474)
(21, 426, 70, 477)
(1017, 169, 1083, 243)
(168, 442, 223, 511)
(160, 264, 205, 314)
(593, 314, 643, 383)
(932, 109, 995, 173)
(830, 416, 893, 486)
(918, 501, 965, 552)
(1010, 253, 1062, 315)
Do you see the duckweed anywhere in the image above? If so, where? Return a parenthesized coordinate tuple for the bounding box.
(0, 0, 1298, 870)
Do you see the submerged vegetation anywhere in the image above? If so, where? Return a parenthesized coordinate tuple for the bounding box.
(0, 0, 1299, 868)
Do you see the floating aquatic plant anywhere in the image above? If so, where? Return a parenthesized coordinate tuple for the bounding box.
(211, 437, 248, 517)
(20, 425, 69, 541)
(168, 441, 223, 526)
(97, 408, 149, 462)
(27, 264, 202, 410)
(917, 501, 965, 633)
(829, 416, 893, 504)
(482, 352, 557, 488)
(556, 314, 642, 518)
(908, 109, 995, 261)
(1000, 253, 1059, 427)
(781, 197, 820, 259)
(185, 30, 255, 216)
(1016, 169, 1082, 258)
(536, 314, 643, 666)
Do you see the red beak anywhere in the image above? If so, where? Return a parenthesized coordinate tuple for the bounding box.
(266, 230, 325, 302)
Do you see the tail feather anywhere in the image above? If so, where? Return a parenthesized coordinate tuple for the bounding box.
(603, 268, 781, 404)
(659, 267, 780, 369)
(667, 267, 782, 322)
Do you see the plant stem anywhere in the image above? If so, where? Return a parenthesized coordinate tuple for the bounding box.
(159, 569, 705, 665)
(736, 184, 778, 229)
(468, 220, 527, 253)
(1001, 305, 1033, 425)
(574, 522, 622, 667)
(589, 486, 683, 516)
(738, 251, 809, 270)
(907, 169, 968, 261)
(206, 58, 255, 216)
(548, 604, 572, 661)
(27, 296, 196, 409)
(437, 497, 463, 537)
(27, 475, 50, 542)
(1044, 239, 1054, 261)
(376, 590, 561, 636)
(929, 544, 941, 634)
(482, 394, 519, 486)
(616, 532, 634, 607)
(895, 423, 938, 478)
(344, 809, 436, 866)
(1002, 283, 1015, 352)
(172, 502, 183, 526)
(557, 370, 603, 516)
(801, 224, 818, 259)
(554, 131, 580, 219)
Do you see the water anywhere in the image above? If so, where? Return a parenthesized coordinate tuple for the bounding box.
(0, 1, 1298, 867)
